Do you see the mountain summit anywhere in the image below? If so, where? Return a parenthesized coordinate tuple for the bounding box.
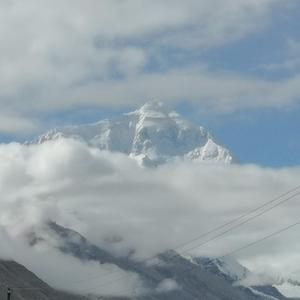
(32, 102, 233, 166)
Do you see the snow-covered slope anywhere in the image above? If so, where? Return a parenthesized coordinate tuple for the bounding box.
(191, 256, 249, 283)
(192, 256, 300, 300)
(31, 102, 233, 166)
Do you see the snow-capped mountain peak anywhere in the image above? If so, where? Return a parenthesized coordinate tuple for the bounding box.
(30, 101, 233, 166)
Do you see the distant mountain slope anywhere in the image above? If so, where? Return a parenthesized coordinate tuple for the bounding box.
(194, 257, 300, 300)
(30, 102, 233, 166)
(25, 221, 295, 300)
(191, 256, 250, 283)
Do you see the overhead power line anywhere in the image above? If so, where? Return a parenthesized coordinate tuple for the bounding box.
(71, 184, 300, 290)
(6, 185, 300, 297)
(173, 217, 300, 282)
(173, 183, 300, 253)
(83, 211, 300, 295)
(177, 189, 300, 255)
(72, 184, 300, 294)
(219, 218, 300, 259)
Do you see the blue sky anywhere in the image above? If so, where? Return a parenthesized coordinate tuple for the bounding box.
(0, 0, 299, 167)
(179, 104, 300, 167)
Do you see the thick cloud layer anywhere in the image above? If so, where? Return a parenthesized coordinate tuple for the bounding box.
(0, 139, 300, 295)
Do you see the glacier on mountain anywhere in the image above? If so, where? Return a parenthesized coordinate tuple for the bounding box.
(31, 102, 233, 166)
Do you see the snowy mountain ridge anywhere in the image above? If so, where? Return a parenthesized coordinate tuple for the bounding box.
(31, 102, 233, 166)
(189, 256, 250, 283)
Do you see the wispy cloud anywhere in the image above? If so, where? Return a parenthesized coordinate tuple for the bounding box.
(0, 0, 288, 135)
(0, 111, 39, 134)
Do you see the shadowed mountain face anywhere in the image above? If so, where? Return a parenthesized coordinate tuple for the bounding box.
(30, 102, 233, 166)
(23, 221, 294, 300)
(1, 221, 298, 300)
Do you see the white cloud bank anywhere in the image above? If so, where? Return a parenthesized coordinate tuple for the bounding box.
(0, 138, 300, 295)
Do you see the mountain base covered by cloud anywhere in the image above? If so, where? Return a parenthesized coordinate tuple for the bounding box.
(0, 138, 300, 296)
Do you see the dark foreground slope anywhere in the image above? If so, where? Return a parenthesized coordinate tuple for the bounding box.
(0, 260, 88, 300)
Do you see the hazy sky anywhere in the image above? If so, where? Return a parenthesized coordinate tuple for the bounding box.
(0, 0, 299, 167)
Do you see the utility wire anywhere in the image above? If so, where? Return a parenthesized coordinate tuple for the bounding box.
(178, 190, 300, 255)
(174, 217, 300, 282)
(9, 287, 44, 290)
(219, 219, 300, 259)
(67, 184, 300, 289)
(7, 186, 300, 296)
(84, 212, 300, 295)
(172, 184, 300, 252)
(75, 186, 300, 294)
